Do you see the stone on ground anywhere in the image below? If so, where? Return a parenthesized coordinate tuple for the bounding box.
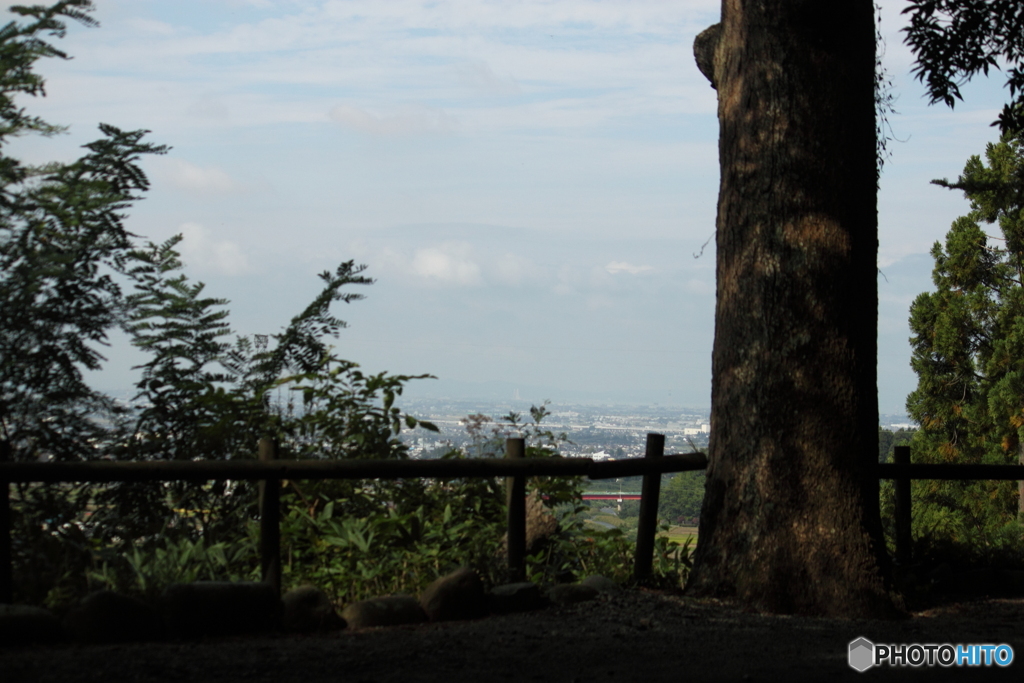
(341, 595, 426, 629)
(420, 567, 487, 622)
(63, 590, 164, 644)
(545, 583, 599, 605)
(0, 604, 66, 646)
(488, 582, 548, 614)
(282, 585, 343, 633)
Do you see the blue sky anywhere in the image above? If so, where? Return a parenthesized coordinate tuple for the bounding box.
(9, 1, 1016, 413)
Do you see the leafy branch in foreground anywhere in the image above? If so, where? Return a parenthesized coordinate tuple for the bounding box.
(904, 0, 1024, 134)
(0, 1, 445, 606)
(0, 122, 168, 462)
(0, 0, 175, 605)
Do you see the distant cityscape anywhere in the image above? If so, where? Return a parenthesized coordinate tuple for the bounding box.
(399, 398, 709, 460)
(99, 389, 916, 461)
(398, 397, 916, 460)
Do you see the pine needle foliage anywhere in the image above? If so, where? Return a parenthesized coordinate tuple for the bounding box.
(906, 132, 1024, 563)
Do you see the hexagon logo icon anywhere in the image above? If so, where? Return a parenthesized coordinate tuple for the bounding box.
(849, 637, 875, 672)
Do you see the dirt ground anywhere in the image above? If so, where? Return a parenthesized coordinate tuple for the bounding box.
(2, 589, 1022, 682)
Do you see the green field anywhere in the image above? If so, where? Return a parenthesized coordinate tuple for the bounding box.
(590, 513, 623, 528)
(661, 526, 698, 544)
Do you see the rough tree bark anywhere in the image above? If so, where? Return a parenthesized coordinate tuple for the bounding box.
(686, 1, 901, 617)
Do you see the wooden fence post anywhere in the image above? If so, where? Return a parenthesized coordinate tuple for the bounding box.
(893, 445, 912, 565)
(258, 438, 281, 596)
(634, 433, 666, 583)
(0, 440, 11, 604)
(505, 437, 526, 582)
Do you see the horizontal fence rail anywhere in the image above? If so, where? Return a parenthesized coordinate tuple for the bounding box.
(881, 446, 1024, 564)
(6, 436, 1023, 603)
(5, 456, 1020, 484)
(0, 437, 707, 603)
(0, 452, 709, 484)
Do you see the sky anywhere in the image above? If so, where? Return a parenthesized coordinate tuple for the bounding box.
(7, 0, 1016, 414)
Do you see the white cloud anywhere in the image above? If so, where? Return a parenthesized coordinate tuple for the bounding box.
(159, 158, 244, 195)
(329, 104, 458, 136)
(35, 1, 721, 135)
(606, 261, 654, 275)
(492, 252, 540, 286)
(178, 222, 251, 276)
(411, 242, 481, 285)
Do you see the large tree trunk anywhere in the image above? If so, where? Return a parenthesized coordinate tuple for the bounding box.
(686, 1, 901, 617)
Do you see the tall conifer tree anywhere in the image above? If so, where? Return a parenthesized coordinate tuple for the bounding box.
(908, 134, 1024, 549)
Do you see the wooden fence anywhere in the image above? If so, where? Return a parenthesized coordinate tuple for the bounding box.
(0, 433, 705, 602)
(876, 445, 1024, 565)
(3, 437, 1023, 603)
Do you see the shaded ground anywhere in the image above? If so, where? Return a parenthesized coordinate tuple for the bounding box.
(2, 590, 1022, 682)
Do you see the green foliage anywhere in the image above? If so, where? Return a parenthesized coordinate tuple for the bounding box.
(0, 2, 95, 140)
(651, 532, 693, 589)
(904, 0, 1024, 134)
(90, 535, 258, 602)
(660, 471, 705, 522)
(0, 4, 443, 606)
(275, 481, 505, 605)
(617, 500, 640, 527)
(526, 526, 634, 585)
(458, 404, 594, 584)
(459, 402, 582, 505)
(9, 483, 93, 609)
(276, 352, 436, 463)
(0, 1, 173, 604)
(904, 133, 1024, 561)
(878, 427, 915, 464)
(77, 252, 443, 601)
(1, 120, 169, 462)
(523, 521, 692, 590)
